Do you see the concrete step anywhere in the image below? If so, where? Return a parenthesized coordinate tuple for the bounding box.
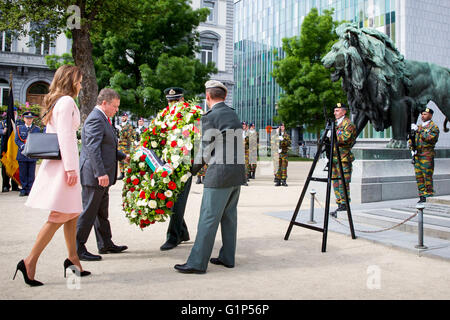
(337, 204, 450, 240)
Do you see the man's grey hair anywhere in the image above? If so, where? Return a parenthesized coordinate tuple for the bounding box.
(97, 88, 120, 105)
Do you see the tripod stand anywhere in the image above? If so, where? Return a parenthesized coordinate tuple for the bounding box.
(284, 118, 356, 252)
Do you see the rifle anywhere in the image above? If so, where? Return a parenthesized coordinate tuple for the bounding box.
(405, 97, 417, 165)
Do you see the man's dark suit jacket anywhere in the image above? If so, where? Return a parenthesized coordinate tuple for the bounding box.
(192, 101, 246, 188)
(80, 107, 126, 187)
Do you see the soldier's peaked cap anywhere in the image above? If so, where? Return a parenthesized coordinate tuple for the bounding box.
(22, 111, 37, 118)
(205, 80, 227, 93)
(164, 87, 184, 100)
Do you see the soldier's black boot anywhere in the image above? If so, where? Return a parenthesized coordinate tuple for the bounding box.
(281, 179, 288, 187)
(196, 176, 202, 184)
(275, 179, 281, 187)
(418, 196, 426, 203)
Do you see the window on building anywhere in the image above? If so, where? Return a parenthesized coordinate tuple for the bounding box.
(203, 0, 216, 23)
(1, 31, 13, 52)
(0, 79, 10, 106)
(30, 23, 53, 55)
(201, 44, 214, 65)
(26, 82, 49, 106)
(199, 31, 220, 66)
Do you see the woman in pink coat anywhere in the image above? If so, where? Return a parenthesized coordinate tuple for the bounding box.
(13, 65, 90, 286)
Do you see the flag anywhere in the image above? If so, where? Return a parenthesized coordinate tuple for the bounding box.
(0, 77, 20, 185)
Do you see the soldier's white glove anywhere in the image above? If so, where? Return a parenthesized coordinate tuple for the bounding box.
(326, 130, 331, 138)
(278, 149, 282, 153)
(411, 124, 418, 131)
(279, 136, 284, 141)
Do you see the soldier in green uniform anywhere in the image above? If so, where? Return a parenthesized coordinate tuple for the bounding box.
(272, 123, 291, 186)
(160, 87, 192, 251)
(117, 113, 135, 180)
(329, 103, 357, 218)
(248, 122, 259, 179)
(409, 107, 440, 203)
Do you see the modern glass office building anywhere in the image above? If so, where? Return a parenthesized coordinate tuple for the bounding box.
(233, 0, 398, 139)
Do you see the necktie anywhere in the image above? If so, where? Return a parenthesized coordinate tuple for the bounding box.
(107, 118, 112, 126)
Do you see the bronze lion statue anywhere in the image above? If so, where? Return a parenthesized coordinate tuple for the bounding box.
(322, 23, 449, 148)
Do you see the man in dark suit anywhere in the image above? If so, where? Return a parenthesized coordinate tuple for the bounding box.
(14, 111, 40, 196)
(76, 88, 129, 261)
(160, 87, 192, 251)
(174, 80, 246, 274)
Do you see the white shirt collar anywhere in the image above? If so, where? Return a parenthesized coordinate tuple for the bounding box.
(336, 116, 345, 126)
(422, 120, 431, 127)
(95, 105, 109, 120)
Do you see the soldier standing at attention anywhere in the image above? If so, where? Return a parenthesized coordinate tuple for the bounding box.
(117, 113, 135, 180)
(329, 103, 357, 218)
(410, 107, 439, 203)
(15, 111, 41, 196)
(248, 123, 259, 179)
(273, 123, 291, 187)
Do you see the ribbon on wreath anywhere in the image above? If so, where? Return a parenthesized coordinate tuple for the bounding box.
(139, 146, 173, 174)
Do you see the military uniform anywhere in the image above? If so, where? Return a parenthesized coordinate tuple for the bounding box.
(118, 118, 135, 176)
(1, 118, 19, 192)
(196, 164, 208, 184)
(272, 127, 291, 186)
(248, 124, 258, 179)
(331, 116, 357, 209)
(14, 112, 41, 196)
(410, 118, 439, 200)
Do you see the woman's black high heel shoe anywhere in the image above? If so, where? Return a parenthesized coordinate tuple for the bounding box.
(63, 258, 91, 277)
(13, 260, 44, 287)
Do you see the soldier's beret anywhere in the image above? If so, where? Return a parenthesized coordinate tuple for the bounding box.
(164, 87, 185, 101)
(241, 121, 247, 125)
(334, 102, 348, 110)
(121, 112, 128, 117)
(22, 111, 37, 118)
(205, 80, 228, 94)
(423, 107, 434, 114)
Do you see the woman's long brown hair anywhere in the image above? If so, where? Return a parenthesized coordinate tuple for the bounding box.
(41, 65, 82, 125)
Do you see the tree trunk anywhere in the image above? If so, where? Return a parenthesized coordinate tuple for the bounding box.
(72, 26, 98, 124)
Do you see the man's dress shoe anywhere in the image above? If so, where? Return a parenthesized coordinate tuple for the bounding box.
(98, 244, 128, 254)
(2, 187, 9, 192)
(210, 258, 234, 268)
(174, 263, 205, 274)
(78, 251, 102, 261)
(160, 241, 178, 251)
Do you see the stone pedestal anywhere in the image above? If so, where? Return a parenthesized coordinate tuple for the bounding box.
(308, 142, 450, 204)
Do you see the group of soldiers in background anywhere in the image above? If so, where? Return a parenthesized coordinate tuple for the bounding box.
(240, 121, 259, 186)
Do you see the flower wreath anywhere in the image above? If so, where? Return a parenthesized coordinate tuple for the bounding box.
(122, 101, 203, 229)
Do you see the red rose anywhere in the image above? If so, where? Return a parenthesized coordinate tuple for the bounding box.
(143, 141, 148, 148)
(168, 181, 177, 190)
(150, 221, 155, 224)
(176, 112, 182, 118)
(143, 128, 148, 132)
(156, 209, 164, 215)
(140, 154, 146, 162)
(161, 171, 168, 178)
(152, 127, 157, 135)
(150, 173, 154, 179)
(157, 193, 166, 201)
(150, 191, 156, 199)
(139, 171, 146, 176)
(139, 191, 146, 199)
(126, 178, 131, 183)
(166, 201, 174, 209)
(172, 124, 177, 130)
(130, 187, 135, 192)
(171, 140, 177, 147)
(160, 139, 166, 146)
(132, 179, 140, 185)
(138, 210, 142, 215)
(127, 168, 132, 174)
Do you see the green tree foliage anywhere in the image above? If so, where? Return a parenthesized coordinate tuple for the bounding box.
(45, 53, 75, 70)
(272, 8, 347, 136)
(0, 0, 140, 122)
(93, 0, 217, 118)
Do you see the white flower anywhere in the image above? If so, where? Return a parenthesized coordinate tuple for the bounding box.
(154, 215, 162, 221)
(151, 141, 158, 148)
(161, 122, 167, 129)
(149, 200, 157, 209)
(163, 177, 170, 184)
(151, 179, 155, 187)
(186, 142, 193, 150)
(164, 190, 173, 198)
(177, 139, 184, 147)
(131, 175, 137, 181)
(172, 161, 179, 169)
(171, 155, 180, 163)
(139, 162, 146, 169)
(180, 172, 191, 183)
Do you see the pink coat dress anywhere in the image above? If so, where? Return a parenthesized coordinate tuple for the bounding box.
(26, 96, 82, 221)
